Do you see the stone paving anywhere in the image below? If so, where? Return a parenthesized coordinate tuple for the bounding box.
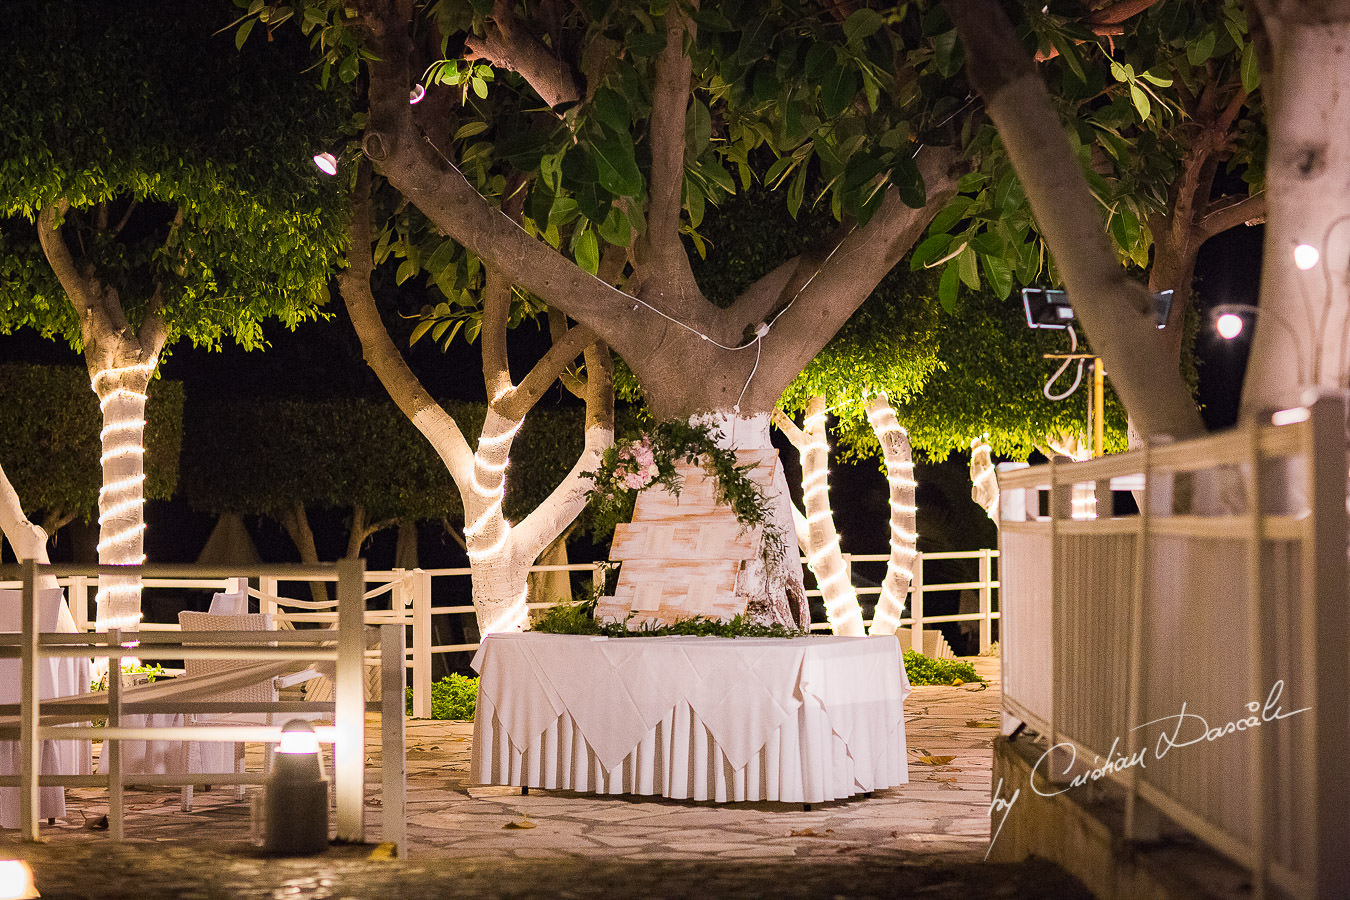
(0, 656, 1094, 898)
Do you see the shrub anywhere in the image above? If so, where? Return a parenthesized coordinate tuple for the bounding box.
(903, 650, 983, 686)
(406, 673, 478, 720)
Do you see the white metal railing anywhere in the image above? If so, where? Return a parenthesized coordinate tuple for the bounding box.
(0, 559, 407, 854)
(802, 549, 999, 653)
(997, 394, 1350, 899)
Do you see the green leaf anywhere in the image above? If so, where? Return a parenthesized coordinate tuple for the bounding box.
(843, 8, 884, 44)
(981, 254, 1013, 300)
(689, 8, 732, 31)
(472, 76, 488, 99)
(933, 29, 962, 78)
(786, 164, 807, 218)
(938, 263, 959, 312)
(1241, 41, 1261, 93)
(627, 30, 666, 56)
(1187, 30, 1216, 66)
(409, 318, 435, 346)
(592, 88, 630, 135)
(573, 227, 599, 274)
(453, 121, 490, 142)
(910, 232, 953, 270)
(339, 52, 359, 83)
(540, 150, 564, 192)
(928, 195, 973, 235)
(890, 152, 926, 209)
(1048, 33, 1085, 83)
(820, 65, 860, 118)
(804, 43, 835, 82)
(235, 17, 256, 50)
(685, 99, 712, 163)
(596, 205, 632, 246)
(957, 245, 980, 291)
(1129, 84, 1151, 121)
(592, 131, 643, 197)
(395, 258, 417, 285)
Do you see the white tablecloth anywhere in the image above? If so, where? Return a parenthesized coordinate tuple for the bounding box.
(471, 633, 910, 804)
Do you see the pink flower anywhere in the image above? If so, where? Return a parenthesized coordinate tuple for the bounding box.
(622, 470, 648, 490)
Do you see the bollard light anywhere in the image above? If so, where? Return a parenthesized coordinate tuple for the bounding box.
(0, 860, 38, 900)
(263, 720, 329, 855)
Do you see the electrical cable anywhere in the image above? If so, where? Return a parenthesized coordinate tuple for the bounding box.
(1043, 324, 1085, 401)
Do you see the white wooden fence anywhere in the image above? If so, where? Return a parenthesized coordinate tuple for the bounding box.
(5, 549, 1000, 720)
(0, 558, 407, 852)
(997, 394, 1350, 899)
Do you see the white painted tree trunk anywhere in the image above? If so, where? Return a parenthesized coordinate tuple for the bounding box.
(0, 461, 62, 595)
(1242, 12, 1350, 417)
(773, 401, 863, 635)
(90, 362, 156, 631)
(864, 394, 918, 636)
(696, 412, 810, 630)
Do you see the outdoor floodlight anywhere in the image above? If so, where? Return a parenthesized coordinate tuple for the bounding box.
(1293, 242, 1320, 270)
(0, 861, 38, 900)
(1023, 287, 1172, 330)
(263, 720, 329, 855)
(409, 83, 426, 104)
(312, 152, 339, 176)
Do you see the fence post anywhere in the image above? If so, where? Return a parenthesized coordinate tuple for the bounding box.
(335, 557, 366, 843)
(1306, 395, 1350, 897)
(259, 575, 279, 618)
(592, 561, 605, 595)
(380, 623, 408, 857)
(70, 575, 90, 632)
(19, 558, 39, 841)
(412, 569, 432, 719)
(978, 549, 993, 653)
(910, 554, 924, 654)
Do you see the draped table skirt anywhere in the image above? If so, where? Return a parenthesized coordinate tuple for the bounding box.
(471, 633, 910, 804)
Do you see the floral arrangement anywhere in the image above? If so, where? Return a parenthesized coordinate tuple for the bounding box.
(584, 420, 776, 551)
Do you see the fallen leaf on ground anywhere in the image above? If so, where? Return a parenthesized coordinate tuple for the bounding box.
(85, 815, 108, 831)
(926, 776, 958, 784)
(966, 719, 998, 728)
(915, 755, 956, 766)
(368, 842, 398, 860)
(504, 819, 536, 830)
(789, 828, 820, 837)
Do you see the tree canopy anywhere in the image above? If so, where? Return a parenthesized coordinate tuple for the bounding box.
(0, 0, 352, 352)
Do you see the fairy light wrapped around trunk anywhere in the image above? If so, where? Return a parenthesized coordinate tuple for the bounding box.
(91, 360, 157, 633)
(970, 437, 1000, 523)
(864, 393, 917, 636)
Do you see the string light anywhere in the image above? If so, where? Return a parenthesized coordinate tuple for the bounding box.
(865, 395, 917, 637)
(90, 362, 156, 632)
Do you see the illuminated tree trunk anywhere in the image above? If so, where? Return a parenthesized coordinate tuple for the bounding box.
(1241, 4, 1350, 416)
(340, 169, 613, 636)
(37, 202, 168, 632)
(864, 394, 918, 636)
(773, 400, 863, 635)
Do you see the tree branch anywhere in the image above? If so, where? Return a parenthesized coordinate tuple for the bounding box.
(480, 266, 513, 401)
(1196, 190, 1267, 239)
(463, 0, 581, 110)
(338, 162, 477, 487)
(637, 4, 702, 310)
(771, 408, 808, 448)
(497, 321, 596, 420)
(356, 0, 649, 353)
(945, 0, 1205, 441)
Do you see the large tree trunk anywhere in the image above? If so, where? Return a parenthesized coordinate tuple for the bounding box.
(946, 1, 1206, 444)
(773, 401, 863, 635)
(1241, 4, 1350, 417)
(864, 394, 918, 637)
(37, 201, 168, 631)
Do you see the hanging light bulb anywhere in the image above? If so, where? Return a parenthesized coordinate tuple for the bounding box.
(1215, 312, 1244, 340)
(1293, 243, 1320, 270)
(312, 152, 339, 176)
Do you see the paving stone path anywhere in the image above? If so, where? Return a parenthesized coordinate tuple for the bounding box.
(0, 656, 1093, 898)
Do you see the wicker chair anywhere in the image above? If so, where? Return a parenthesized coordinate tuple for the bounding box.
(176, 612, 322, 811)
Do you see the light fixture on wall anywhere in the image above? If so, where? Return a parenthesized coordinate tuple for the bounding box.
(1293, 242, 1320, 270)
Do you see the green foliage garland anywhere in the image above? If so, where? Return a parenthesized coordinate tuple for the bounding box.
(584, 420, 773, 541)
